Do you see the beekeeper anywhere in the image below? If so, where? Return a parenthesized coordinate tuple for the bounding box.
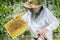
(22, 0, 59, 40)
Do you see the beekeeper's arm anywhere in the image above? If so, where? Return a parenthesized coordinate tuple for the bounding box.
(46, 9, 59, 31)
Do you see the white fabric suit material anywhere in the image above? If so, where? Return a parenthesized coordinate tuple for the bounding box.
(22, 7, 59, 40)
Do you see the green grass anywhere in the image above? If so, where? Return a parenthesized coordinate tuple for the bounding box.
(53, 38, 60, 40)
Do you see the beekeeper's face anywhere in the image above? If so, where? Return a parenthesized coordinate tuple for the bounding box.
(29, 8, 39, 14)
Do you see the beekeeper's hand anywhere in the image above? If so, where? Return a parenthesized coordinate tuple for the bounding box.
(39, 28, 48, 36)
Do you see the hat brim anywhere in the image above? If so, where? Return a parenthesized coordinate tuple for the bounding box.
(23, 2, 42, 8)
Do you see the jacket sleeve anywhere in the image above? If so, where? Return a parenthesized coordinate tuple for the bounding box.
(22, 11, 29, 23)
(45, 8, 59, 31)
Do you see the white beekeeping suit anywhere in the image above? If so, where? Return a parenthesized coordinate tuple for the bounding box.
(22, 6, 59, 40)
